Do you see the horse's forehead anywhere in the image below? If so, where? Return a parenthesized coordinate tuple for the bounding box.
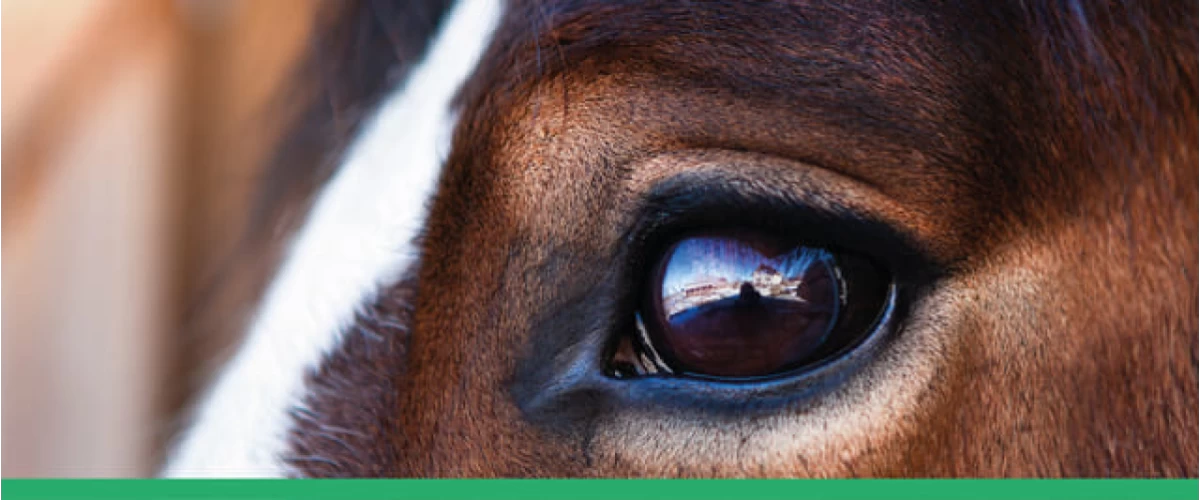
(454, 0, 1184, 251)
(446, 2, 1032, 260)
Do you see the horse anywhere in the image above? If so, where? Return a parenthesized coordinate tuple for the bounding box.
(164, 0, 1198, 477)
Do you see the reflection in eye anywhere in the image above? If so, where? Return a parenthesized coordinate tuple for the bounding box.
(649, 236, 842, 378)
(610, 231, 889, 381)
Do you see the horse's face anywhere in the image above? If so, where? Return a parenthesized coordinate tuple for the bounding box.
(167, 0, 1197, 477)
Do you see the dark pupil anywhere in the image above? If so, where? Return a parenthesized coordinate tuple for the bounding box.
(646, 235, 842, 378)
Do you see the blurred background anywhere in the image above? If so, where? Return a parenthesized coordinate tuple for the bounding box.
(3, 0, 324, 476)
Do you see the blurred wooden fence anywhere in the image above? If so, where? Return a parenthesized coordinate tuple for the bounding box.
(2, 0, 318, 476)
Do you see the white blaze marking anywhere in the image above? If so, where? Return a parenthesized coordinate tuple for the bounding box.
(164, 0, 504, 477)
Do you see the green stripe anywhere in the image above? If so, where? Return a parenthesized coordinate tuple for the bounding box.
(2, 479, 1196, 500)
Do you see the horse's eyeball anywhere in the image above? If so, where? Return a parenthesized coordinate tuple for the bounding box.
(622, 233, 888, 380)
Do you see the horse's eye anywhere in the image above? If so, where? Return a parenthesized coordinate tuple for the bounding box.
(612, 232, 890, 381)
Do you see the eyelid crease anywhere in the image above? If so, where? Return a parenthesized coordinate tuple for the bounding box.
(616, 149, 950, 266)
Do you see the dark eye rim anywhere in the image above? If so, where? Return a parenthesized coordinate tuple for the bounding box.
(603, 170, 941, 392)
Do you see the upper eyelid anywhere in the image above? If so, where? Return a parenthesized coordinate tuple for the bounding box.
(616, 149, 952, 271)
(625, 179, 939, 275)
(623, 150, 913, 226)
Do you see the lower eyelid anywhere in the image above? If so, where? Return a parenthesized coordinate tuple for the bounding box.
(606, 282, 902, 397)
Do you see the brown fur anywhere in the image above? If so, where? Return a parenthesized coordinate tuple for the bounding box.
(286, 0, 1197, 476)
